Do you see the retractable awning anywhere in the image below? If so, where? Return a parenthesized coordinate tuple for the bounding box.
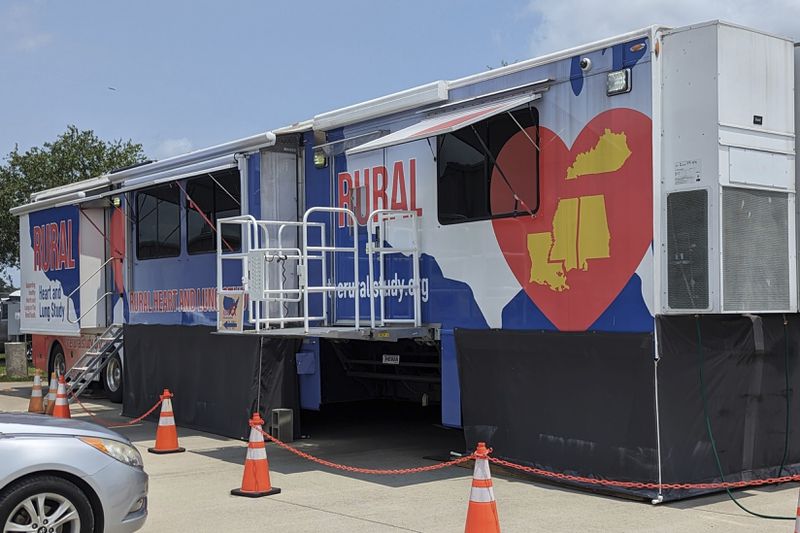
(346, 92, 541, 156)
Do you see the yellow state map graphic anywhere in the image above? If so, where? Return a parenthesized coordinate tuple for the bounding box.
(527, 129, 630, 291)
(566, 129, 631, 180)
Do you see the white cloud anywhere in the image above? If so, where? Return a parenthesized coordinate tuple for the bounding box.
(0, 1, 53, 53)
(14, 32, 53, 52)
(525, 0, 800, 56)
(155, 138, 193, 160)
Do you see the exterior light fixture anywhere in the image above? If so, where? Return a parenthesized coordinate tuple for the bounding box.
(313, 149, 328, 169)
(607, 68, 631, 96)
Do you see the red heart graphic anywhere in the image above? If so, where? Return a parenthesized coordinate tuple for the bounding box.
(491, 108, 652, 331)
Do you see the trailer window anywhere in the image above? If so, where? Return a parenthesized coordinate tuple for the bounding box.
(185, 169, 241, 254)
(437, 107, 539, 224)
(136, 184, 181, 259)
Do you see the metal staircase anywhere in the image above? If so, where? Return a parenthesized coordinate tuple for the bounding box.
(64, 323, 123, 401)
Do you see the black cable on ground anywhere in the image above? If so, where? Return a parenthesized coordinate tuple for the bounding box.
(695, 316, 793, 521)
(778, 316, 791, 477)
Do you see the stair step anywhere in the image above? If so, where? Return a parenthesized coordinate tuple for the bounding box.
(66, 324, 123, 403)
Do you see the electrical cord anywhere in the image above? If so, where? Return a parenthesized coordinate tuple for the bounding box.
(779, 316, 791, 477)
(695, 316, 794, 520)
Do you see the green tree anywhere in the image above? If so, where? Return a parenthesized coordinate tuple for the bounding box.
(0, 126, 146, 282)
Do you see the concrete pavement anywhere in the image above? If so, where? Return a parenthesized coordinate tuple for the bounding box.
(1, 381, 797, 532)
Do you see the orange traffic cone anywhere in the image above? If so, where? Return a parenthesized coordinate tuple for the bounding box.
(465, 442, 500, 533)
(45, 372, 57, 415)
(27, 370, 44, 413)
(52, 375, 71, 419)
(794, 489, 800, 533)
(147, 389, 185, 454)
(231, 413, 281, 498)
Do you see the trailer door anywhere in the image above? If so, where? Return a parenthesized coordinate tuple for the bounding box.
(77, 207, 109, 329)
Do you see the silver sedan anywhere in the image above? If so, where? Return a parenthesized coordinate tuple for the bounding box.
(0, 414, 148, 533)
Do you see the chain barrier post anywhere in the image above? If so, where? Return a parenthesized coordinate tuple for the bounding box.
(231, 413, 281, 498)
(27, 369, 44, 414)
(52, 375, 71, 419)
(147, 389, 185, 454)
(465, 442, 501, 533)
(794, 489, 800, 531)
(45, 372, 57, 415)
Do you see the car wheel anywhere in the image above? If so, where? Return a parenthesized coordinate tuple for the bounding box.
(0, 474, 94, 533)
(50, 344, 66, 379)
(102, 354, 123, 403)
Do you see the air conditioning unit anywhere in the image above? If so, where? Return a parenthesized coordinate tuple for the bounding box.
(659, 23, 796, 314)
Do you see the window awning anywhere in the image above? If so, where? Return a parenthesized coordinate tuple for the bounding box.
(346, 92, 541, 156)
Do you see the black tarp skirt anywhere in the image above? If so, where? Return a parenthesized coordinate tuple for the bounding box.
(456, 315, 800, 501)
(122, 324, 301, 440)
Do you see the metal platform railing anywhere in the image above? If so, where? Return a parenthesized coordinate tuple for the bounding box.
(367, 209, 421, 328)
(217, 215, 325, 331)
(302, 207, 360, 332)
(216, 206, 421, 335)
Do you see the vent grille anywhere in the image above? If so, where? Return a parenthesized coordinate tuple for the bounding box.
(667, 190, 709, 310)
(722, 187, 789, 311)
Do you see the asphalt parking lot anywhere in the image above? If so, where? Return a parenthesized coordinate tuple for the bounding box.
(1, 381, 798, 532)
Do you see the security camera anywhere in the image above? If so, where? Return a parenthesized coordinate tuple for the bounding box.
(579, 57, 592, 71)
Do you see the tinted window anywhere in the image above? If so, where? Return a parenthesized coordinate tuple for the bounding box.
(136, 185, 181, 259)
(186, 169, 241, 254)
(437, 106, 539, 224)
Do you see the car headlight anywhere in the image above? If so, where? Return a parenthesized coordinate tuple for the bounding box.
(78, 437, 144, 468)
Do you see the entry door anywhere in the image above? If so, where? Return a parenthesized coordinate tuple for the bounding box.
(77, 207, 108, 329)
(260, 144, 300, 320)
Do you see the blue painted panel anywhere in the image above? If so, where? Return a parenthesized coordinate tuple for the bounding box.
(298, 339, 321, 410)
(21, 206, 81, 334)
(440, 330, 461, 428)
(129, 180, 242, 326)
(502, 274, 655, 333)
(304, 130, 338, 321)
(248, 152, 261, 219)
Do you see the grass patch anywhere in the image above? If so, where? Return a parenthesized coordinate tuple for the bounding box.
(0, 358, 37, 382)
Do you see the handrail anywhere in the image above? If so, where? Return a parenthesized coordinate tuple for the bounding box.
(367, 209, 421, 328)
(66, 257, 121, 324)
(303, 207, 358, 333)
(66, 292, 114, 324)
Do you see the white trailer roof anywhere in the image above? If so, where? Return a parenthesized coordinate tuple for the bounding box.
(313, 25, 667, 132)
(11, 131, 277, 216)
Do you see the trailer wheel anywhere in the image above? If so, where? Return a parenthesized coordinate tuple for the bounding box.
(49, 342, 66, 378)
(103, 353, 123, 403)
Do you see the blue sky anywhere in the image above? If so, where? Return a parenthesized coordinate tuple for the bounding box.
(0, 1, 541, 158)
(2, 0, 797, 161)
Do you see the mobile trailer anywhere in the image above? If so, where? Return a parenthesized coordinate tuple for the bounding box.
(14, 21, 800, 501)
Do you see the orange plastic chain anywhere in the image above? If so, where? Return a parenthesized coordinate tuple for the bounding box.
(254, 423, 800, 489)
(486, 457, 800, 491)
(73, 396, 163, 429)
(254, 425, 476, 475)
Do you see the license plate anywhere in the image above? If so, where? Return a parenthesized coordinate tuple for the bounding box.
(382, 354, 400, 365)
